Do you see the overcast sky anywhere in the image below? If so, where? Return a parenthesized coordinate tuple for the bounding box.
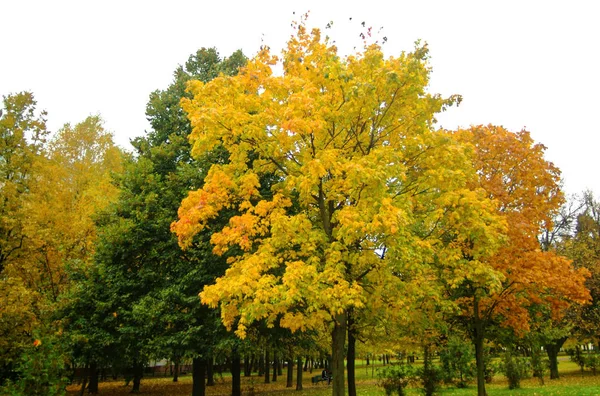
(2, 0, 598, 196)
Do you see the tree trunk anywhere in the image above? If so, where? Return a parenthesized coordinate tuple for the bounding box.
(173, 357, 180, 382)
(206, 356, 215, 386)
(264, 348, 270, 384)
(131, 361, 143, 393)
(347, 311, 357, 396)
(296, 356, 303, 391)
(78, 364, 89, 396)
(423, 344, 435, 396)
(287, 356, 294, 388)
(272, 351, 278, 382)
(366, 355, 369, 366)
(278, 357, 283, 376)
(258, 353, 264, 376)
(331, 311, 347, 396)
(88, 361, 99, 394)
(231, 350, 241, 396)
(192, 357, 206, 396)
(473, 297, 487, 396)
(545, 336, 567, 380)
(244, 355, 251, 377)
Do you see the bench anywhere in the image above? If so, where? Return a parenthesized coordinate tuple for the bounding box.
(311, 375, 331, 385)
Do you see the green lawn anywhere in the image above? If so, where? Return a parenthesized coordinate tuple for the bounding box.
(66, 359, 600, 395)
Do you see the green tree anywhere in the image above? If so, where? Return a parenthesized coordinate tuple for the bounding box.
(87, 47, 246, 394)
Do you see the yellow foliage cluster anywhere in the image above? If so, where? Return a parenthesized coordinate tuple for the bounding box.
(172, 22, 588, 342)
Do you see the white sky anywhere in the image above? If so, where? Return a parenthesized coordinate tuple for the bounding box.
(1, 0, 599, 196)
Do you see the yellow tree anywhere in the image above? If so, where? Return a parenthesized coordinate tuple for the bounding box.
(0, 92, 47, 274)
(172, 23, 502, 396)
(0, 92, 48, 381)
(21, 115, 122, 300)
(450, 125, 590, 396)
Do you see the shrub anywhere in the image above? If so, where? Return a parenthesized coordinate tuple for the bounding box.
(530, 347, 549, 385)
(567, 346, 586, 373)
(498, 351, 530, 390)
(482, 347, 496, 384)
(584, 354, 600, 376)
(419, 363, 442, 396)
(0, 335, 68, 396)
(439, 336, 475, 388)
(377, 364, 418, 396)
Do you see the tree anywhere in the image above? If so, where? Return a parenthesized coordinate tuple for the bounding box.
(22, 116, 122, 301)
(1, 95, 123, 388)
(534, 196, 586, 380)
(172, 22, 501, 396)
(0, 92, 47, 274)
(563, 192, 600, 347)
(86, 47, 246, 394)
(448, 125, 590, 395)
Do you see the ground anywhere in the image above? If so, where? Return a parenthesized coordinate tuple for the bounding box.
(65, 360, 600, 395)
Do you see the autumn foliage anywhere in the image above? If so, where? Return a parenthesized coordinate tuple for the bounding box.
(1, 18, 595, 396)
(170, 22, 591, 396)
(454, 125, 590, 329)
(171, 22, 515, 396)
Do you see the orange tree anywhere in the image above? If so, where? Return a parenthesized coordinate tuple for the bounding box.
(172, 23, 504, 396)
(447, 125, 590, 396)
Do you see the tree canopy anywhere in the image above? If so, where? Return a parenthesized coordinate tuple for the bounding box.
(172, 23, 509, 396)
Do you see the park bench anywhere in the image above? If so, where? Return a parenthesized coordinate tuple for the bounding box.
(311, 375, 331, 385)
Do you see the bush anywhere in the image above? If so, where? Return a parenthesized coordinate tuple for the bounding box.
(584, 354, 600, 376)
(377, 364, 418, 396)
(419, 363, 442, 396)
(0, 335, 68, 396)
(530, 347, 549, 384)
(567, 347, 586, 373)
(482, 347, 496, 384)
(439, 336, 475, 388)
(498, 351, 531, 390)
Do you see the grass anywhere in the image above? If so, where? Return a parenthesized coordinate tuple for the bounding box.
(65, 360, 600, 395)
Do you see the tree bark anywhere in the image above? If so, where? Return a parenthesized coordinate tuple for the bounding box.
(331, 311, 347, 396)
(173, 357, 180, 382)
(296, 356, 303, 391)
(258, 353, 264, 376)
(287, 356, 294, 388)
(545, 336, 567, 380)
(347, 311, 357, 396)
(206, 356, 215, 386)
(272, 351, 278, 382)
(264, 348, 270, 384)
(231, 350, 241, 396)
(88, 361, 99, 394)
(473, 296, 487, 396)
(423, 344, 435, 396)
(244, 355, 251, 377)
(78, 364, 89, 396)
(131, 361, 143, 393)
(192, 357, 206, 396)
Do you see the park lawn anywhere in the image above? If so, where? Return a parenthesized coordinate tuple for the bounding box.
(65, 360, 600, 395)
